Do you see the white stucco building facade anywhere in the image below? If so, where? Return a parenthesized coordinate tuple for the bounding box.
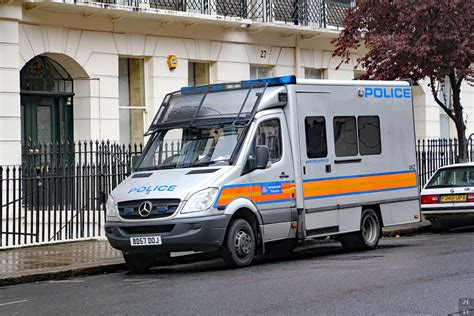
(0, 0, 472, 166)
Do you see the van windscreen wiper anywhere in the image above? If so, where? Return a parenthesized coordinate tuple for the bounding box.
(181, 159, 230, 169)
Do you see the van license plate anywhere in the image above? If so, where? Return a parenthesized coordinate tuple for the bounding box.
(130, 236, 162, 246)
(440, 194, 466, 202)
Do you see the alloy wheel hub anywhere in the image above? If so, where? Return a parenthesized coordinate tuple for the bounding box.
(235, 230, 252, 257)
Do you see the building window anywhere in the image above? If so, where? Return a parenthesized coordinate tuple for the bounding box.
(305, 116, 327, 158)
(304, 68, 325, 79)
(353, 70, 366, 79)
(250, 66, 271, 80)
(20, 56, 73, 94)
(188, 62, 210, 86)
(439, 79, 452, 139)
(440, 113, 450, 139)
(439, 79, 452, 108)
(119, 58, 145, 145)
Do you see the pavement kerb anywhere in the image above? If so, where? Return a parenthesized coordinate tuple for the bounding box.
(0, 250, 221, 287)
(0, 261, 126, 287)
(382, 223, 431, 237)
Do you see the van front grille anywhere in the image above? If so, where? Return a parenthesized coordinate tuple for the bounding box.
(118, 199, 180, 219)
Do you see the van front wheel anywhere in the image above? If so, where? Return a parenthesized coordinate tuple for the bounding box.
(221, 219, 256, 267)
(340, 208, 381, 251)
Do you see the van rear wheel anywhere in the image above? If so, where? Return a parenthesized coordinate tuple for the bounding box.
(340, 208, 381, 251)
(221, 219, 256, 267)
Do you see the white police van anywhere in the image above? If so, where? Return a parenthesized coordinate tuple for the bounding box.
(105, 76, 420, 271)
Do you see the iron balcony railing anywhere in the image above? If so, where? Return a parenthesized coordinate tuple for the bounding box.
(75, 0, 352, 28)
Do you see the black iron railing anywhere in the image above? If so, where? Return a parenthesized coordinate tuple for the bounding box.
(416, 138, 474, 188)
(76, 0, 352, 28)
(5, 136, 468, 247)
(0, 141, 143, 248)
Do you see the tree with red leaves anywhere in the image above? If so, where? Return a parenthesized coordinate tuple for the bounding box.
(332, 0, 473, 161)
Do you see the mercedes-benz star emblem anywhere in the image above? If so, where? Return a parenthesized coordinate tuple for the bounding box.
(138, 201, 153, 218)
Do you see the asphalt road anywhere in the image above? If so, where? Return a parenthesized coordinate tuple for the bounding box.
(1, 231, 473, 315)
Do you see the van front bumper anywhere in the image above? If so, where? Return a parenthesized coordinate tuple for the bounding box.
(105, 215, 230, 254)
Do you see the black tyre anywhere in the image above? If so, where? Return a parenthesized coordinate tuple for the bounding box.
(123, 253, 156, 273)
(340, 208, 381, 251)
(221, 219, 256, 267)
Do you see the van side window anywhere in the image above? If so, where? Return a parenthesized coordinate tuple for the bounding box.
(333, 116, 358, 157)
(255, 119, 282, 163)
(358, 116, 381, 155)
(305, 116, 327, 158)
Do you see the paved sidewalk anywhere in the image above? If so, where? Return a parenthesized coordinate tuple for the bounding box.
(0, 240, 124, 286)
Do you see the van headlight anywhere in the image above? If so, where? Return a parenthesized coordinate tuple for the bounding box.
(181, 188, 219, 214)
(106, 195, 118, 218)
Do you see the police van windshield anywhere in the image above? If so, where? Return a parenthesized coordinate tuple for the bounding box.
(137, 124, 244, 170)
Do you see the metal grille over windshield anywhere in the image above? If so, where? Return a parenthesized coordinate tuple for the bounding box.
(147, 82, 267, 134)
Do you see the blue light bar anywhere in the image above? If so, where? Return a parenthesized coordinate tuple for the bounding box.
(241, 75, 296, 87)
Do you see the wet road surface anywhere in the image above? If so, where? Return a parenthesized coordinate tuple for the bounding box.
(0, 231, 473, 315)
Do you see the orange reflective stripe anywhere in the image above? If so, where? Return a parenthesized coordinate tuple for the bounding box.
(303, 171, 417, 199)
(216, 183, 295, 207)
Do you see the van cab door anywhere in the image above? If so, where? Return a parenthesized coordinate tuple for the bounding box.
(247, 113, 296, 242)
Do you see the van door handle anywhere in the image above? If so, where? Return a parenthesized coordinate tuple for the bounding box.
(334, 158, 362, 164)
(325, 164, 331, 173)
(279, 172, 290, 179)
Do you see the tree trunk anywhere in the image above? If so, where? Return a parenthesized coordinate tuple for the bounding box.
(450, 74, 467, 162)
(455, 119, 467, 163)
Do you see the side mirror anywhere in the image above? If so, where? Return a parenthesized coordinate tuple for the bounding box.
(131, 154, 141, 171)
(255, 145, 270, 169)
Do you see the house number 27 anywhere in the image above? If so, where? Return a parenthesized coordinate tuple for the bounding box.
(260, 50, 267, 58)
